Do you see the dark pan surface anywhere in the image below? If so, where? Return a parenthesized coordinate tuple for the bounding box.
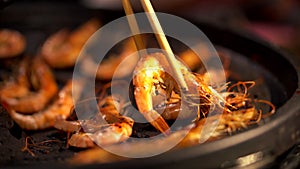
(1, 1, 300, 169)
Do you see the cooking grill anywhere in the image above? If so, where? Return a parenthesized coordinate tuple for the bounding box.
(0, 1, 299, 169)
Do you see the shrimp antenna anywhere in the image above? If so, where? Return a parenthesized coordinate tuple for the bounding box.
(122, 0, 189, 92)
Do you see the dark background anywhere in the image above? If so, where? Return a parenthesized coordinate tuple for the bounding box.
(0, 0, 299, 169)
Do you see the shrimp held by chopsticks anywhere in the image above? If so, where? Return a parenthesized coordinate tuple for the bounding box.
(132, 53, 225, 134)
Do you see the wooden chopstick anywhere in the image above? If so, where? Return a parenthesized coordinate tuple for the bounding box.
(122, 0, 146, 54)
(122, 0, 189, 92)
(140, 0, 189, 92)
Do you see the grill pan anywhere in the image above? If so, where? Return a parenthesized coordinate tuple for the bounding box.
(0, 1, 300, 169)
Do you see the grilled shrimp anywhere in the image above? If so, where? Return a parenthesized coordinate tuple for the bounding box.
(133, 53, 223, 133)
(54, 96, 134, 148)
(0, 29, 26, 58)
(69, 116, 133, 148)
(81, 38, 139, 80)
(69, 106, 265, 165)
(40, 19, 100, 68)
(133, 54, 171, 134)
(0, 58, 58, 113)
(0, 59, 30, 100)
(2, 80, 81, 130)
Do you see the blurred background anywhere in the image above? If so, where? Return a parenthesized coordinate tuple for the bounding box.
(1, 0, 300, 57)
(81, 0, 300, 58)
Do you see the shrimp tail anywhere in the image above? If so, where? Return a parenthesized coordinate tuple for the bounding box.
(91, 122, 133, 146)
(68, 133, 95, 148)
(142, 110, 170, 134)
